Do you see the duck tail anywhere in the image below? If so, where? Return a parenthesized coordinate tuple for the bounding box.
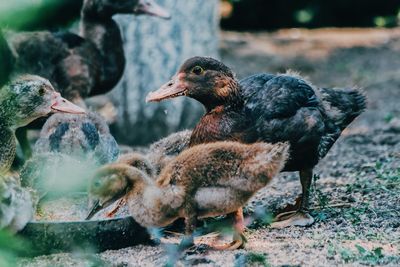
(320, 88, 367, 130)
(0, 28, 15, 87)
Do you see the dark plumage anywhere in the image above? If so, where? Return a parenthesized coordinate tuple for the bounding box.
(5, 0, 170, 101)
(147, 56, 367, 228)
(0, 29, 14, 88)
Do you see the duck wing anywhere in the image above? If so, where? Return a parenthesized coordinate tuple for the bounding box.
(240, 74, 329, 168)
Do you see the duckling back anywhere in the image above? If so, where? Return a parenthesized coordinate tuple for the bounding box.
(34, 111, 119, 164)
(157, 141, 289, 193)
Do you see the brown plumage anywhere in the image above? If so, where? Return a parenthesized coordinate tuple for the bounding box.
(87, 141, 289, 249)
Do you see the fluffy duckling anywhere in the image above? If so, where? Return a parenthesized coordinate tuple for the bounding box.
(34, 111, 119, 164)
(0, 178, 37, 232)
(0, 75, 84, 231)
(87, 141, 289, 249)
(146, 130, 192, 173)
(0, 75, 85, 175)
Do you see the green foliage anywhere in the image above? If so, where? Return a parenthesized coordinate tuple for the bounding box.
(0, 229, 30, 267)
(235, 252, 270, 267)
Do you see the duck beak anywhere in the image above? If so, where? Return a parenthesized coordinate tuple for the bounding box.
(146, 74, 188, 102)
(135, 0, 171, 19)
(51, 93, 86, 114)
(86, 199, 102, 220)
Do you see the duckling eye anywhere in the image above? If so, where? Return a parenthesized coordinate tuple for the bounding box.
(38, 87, 46, 96)
(93, 180, 102, 188)
(191, 66, 204, 75)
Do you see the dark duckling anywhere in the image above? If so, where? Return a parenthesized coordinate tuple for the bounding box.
(87, 141, 289, 249)
(146, 56, 367, 228)
(0, 75, 85, 175)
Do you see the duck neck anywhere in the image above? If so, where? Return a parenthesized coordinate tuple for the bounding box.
(203, 80, 244, 112)
(80, 8, 125, 94)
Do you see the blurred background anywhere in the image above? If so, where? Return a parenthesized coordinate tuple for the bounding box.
(1, 0, 399, 146)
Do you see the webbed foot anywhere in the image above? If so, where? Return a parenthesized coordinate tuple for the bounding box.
(270, 210, 314, 228)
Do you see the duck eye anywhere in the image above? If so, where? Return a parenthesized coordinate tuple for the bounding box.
(191, 66, 204, 75)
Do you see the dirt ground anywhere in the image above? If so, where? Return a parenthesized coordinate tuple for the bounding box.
(20, 28, 400, 266)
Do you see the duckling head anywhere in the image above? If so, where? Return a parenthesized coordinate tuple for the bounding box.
(0, 75, 85, 128)
(86, 164, 147, 219)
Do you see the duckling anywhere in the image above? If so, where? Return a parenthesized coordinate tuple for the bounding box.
(0, 75, 84, 231)
(87, 141, 289, 249)
(146, 130, 192, 173)
(0, 75, 85, 175)
(0, 178, 37, 233)
(34, 111, 119, 164)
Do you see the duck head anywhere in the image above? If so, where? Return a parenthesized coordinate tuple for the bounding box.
(0, 75, 85, 128)
(82, 0, 171, 19)
(86, 164, 146, 219)
(146, 57, 241, 110)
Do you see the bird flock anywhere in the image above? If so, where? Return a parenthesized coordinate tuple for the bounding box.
(0, 0, 366, 252)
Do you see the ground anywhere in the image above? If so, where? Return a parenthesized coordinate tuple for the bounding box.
(19, 28, 400, 266)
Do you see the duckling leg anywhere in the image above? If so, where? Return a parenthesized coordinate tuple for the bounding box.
(211, 208, 247, 250)
(271, 169, 315, 228)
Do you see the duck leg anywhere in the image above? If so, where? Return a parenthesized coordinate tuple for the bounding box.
(271, 169, 315, 228)
(211, 207, 247, 250)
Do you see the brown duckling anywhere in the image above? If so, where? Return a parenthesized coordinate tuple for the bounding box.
(87, 141, 289, 249)
(146, 56, 367, 228)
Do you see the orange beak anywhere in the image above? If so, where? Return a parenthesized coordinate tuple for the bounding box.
(146, 74, 188, 102)
(135, 0, 171, 19)
(51, 92, 86, 114)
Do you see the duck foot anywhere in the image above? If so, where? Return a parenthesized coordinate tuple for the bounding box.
(209, 232, 247, 250)
(270, 210, 314, 229)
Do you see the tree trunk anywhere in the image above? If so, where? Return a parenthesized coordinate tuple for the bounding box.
(110, 0, 219, 146)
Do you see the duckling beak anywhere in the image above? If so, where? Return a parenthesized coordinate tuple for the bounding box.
(135, 0, 171, 19)
(146, 74, 188, 102)
(51, 93, 86, 114)
(86, 199, 102, 220)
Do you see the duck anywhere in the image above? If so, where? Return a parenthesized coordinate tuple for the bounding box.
(4, 0, 170, 159)
(0, 75, 84, 231)
(146, 56, 367, 228)
(6, 0, 170, 101)
(86, 141, 289, 250)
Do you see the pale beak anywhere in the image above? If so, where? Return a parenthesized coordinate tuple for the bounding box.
(86, 199, 102, 220)
(135, 0, 171, 19)
(51, 92, 86, 114)
(146, 75, 187, 102)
